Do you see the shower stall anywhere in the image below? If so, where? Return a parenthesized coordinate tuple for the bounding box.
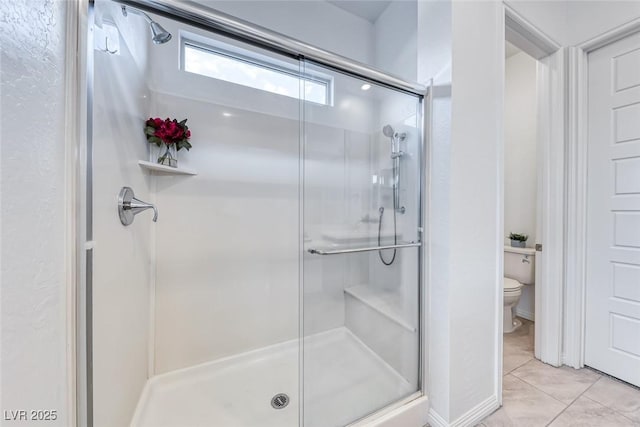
(80, 1, 428, 426)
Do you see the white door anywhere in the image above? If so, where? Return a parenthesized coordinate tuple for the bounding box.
(585, 31, 640, 387)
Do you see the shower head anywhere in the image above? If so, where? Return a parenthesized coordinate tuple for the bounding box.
(149, 21, 172, 44)
(383, 125, 395, 138)
(121, 6, 172, 45)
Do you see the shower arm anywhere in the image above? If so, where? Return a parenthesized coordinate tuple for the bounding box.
(121, 5, 153, 23)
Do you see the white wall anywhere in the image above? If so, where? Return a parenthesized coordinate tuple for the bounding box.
(504, 0, 569, 45)
(0, 1, 69, 425)
(201, 0, 374, 65)
(566, 1, 640, 45)
(505, 51, 537, 320)
(420, 0, 502, 423)
(304, 123, 370, 337)
(91, 2, 153, 426)
(195, 1, 420, 83)
(150, 91, 301, 373)
(504, 52, 537, 246)
(374, 1, 418, 82)
(448, 1, 503, 420)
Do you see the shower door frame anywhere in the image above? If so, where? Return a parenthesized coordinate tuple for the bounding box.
(76, 1, 430, 426)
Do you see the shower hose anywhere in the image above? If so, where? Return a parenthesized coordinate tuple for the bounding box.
(378, 162, 399, 266)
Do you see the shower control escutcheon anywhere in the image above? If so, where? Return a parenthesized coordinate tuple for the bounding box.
(118, 187, 158, 226)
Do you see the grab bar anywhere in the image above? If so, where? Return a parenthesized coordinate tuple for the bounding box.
(308, 242, 421, 255)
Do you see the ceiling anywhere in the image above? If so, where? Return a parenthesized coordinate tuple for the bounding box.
(506, 41, 521, 59)
(327, 1, 392, 23)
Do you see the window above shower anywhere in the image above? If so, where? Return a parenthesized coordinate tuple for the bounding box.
(181, 34, 332, 105)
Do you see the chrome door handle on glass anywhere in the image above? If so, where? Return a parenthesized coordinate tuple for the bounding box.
(118, 187, 158, 226)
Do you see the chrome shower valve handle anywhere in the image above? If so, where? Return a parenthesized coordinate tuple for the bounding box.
(118, 187, 158, 226)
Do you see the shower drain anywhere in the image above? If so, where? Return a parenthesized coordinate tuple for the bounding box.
(271, 393, 290, 409)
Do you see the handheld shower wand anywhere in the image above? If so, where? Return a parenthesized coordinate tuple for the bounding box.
(383, 125, 406, 160)
(378, 125, 406, 266)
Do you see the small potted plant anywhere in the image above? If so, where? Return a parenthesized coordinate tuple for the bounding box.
(509, 233, 528, 248)
(145, 117, 192, 167)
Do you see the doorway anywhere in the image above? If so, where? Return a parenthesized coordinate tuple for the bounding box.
(502, 40, 539, 373)
(503, 1, 565, 392)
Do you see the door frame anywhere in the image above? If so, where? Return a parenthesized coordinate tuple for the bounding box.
(64, 0, 90, 425)
(503, 4, 565, 368)
(563, 17, 640, 369)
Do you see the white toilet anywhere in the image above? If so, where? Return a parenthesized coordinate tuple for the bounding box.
(504, 246, 536, 333)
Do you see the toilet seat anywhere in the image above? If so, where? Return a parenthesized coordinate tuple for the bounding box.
(504, 277, 522, 292)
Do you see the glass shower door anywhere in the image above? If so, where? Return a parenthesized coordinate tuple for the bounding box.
(90, 2, 302, 426)
(302, 61, 423, 427)
(89, 2, 423, 426)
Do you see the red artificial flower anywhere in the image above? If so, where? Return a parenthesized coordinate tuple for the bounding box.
(144, 117, 192, 151)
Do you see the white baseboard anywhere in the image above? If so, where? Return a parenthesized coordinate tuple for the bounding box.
(427, 408, 448, 427)
(428, 395, 500, 427)
(515, 308, 534, 322)
(562, 352, 582, 369)
(451, 395, 500, 427)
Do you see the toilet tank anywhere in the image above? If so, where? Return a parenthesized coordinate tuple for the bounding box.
(504, 246, 536, 285)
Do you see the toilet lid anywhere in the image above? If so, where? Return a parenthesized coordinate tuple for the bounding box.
(504, 277, 522, 291)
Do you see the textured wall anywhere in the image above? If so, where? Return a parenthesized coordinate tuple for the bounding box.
(0, 0, 69, 425)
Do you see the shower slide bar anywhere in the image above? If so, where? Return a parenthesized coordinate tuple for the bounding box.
(112, 0, 427, 96)
(308, 242, 421, 256)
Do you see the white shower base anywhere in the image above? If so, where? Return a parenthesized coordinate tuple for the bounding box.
(131, 327, 413, 427)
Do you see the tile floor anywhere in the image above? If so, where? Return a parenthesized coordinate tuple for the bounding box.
(479, 318, 640, 426)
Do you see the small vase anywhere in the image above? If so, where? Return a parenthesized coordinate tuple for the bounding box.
(153, 143, 177, 168)
(511, 240, 526, 248)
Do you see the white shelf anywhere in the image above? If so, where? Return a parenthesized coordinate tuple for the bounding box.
(138, 160, 197, 176)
